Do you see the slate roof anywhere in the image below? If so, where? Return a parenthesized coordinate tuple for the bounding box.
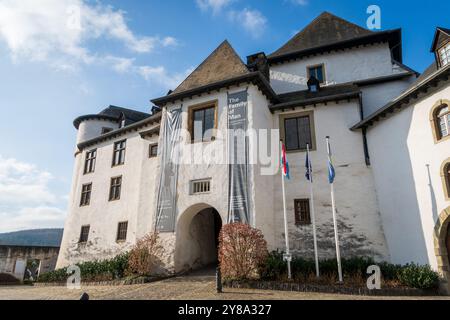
(152, 41, 279, 106)
(172, 40, 250, 94)
(351, 62, 450, 130)
(268, 12, 402, 64)
(270, 84, 360, 112)
(74, 105, 151, 129)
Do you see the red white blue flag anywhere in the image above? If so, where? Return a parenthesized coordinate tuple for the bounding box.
(281, 142, 290, 179)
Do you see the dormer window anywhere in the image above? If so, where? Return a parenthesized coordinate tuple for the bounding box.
(307, 64, 325, 84)
(438, 42, 450, 67)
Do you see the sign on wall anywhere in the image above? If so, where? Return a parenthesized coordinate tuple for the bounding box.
(227, 90, 251, 224)
(155, 107, 182, 232)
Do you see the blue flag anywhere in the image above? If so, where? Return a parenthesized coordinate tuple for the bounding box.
(327, 140, 336, 184)
(305, 152, 312, 182)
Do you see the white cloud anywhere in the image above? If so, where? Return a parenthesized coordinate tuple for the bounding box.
(228, 8, 267, 38)
(138, 65, 194, 90)
(0, 207, 66, 233)
(0, 0, 178, 69)
(196, 0, 233, 14)
(289, 0, 308, 5)
(0, 155, 66, 233)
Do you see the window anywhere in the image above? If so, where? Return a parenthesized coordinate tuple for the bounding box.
(307, 64, 325, 84)
(149, 144, 158, 158)
(439, 42, 450, 67)
(437, 105, 450, 138)
(191, 179, 211, 194)
(116, 221, 128, 242)
(188, 102, 217, 143)
(80, 183, 92, 206)
(101, 127, 113, 135)
(79, 225, 90, 243)
(84, 149, 96, 174)
(112, 140, 126, 166)
(443, 161, 450, 200)
(294, 199, 311, 226)
(109, 176, 122, 201)
(281, 112, 315, 152)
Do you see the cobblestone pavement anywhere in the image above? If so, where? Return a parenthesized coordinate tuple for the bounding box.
(0, 270, 449, 300)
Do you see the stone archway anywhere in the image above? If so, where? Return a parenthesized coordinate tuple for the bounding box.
(434, 206, 450, 294)
(174, 203, 223, 273)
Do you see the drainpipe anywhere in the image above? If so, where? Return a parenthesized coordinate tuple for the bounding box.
(358, 92, 371, 166)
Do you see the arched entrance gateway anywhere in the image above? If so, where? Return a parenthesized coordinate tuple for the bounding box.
(174, 203, 223, 273)
(434, 206, 450, 294)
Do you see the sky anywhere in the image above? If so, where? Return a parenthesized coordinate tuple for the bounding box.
(0, 0, 448, 233)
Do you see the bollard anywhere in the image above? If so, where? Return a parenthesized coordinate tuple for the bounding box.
(79, 292, 90, 300)
(216, 266, 223, 293)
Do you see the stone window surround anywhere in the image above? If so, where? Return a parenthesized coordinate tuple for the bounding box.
(187, 100, 219, 144)
(430, 99, 450, 144)
(279, 110, 317, 153)
(441, 158, 450, 201)
(434, 206, 450, 295)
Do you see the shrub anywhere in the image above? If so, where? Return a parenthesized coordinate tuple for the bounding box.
(219, 223, 268, 280)
(259, 252, 440, 290)
(398, 263, 440, 290)
(126, 232, 165, 276)
(37, 252, 130, 283)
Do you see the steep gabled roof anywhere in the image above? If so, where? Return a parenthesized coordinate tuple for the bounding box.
(431, 27, 450, 52)
(152, 41, 279, 106)
(268, 11, 402, 64)
(270, 12, 372, 58)
(172, 40, 250, 94)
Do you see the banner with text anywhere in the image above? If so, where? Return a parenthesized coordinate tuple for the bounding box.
(155, 108, 182, 232)
(227, 90, 251, 224)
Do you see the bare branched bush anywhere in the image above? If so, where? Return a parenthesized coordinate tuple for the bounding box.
(126, 232, 164, 276)
(219, 223, 268, 280)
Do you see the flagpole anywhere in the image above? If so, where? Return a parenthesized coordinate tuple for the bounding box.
(326, 136, 343, 283)
(307, 144, 320, 278)
(280, 140, 292, 279)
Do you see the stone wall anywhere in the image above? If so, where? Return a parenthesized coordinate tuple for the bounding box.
(0, 246, 59, 281)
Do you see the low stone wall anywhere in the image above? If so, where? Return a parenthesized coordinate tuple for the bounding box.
(223, 280, 440, 297)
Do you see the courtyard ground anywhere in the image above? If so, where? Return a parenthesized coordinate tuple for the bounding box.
(0, 269, 448, 300)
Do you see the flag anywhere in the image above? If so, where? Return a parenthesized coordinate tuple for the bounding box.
(305, 151, 312, 182)
(327, 140, 336, 184)
(281, 142, 290, 179)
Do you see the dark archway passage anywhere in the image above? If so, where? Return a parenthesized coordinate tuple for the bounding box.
(174, 205, 222, 273)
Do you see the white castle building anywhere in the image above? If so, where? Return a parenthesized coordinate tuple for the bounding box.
(57, 12, 450, 292)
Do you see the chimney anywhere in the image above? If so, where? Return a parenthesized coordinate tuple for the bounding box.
(247, 52, 270, 81)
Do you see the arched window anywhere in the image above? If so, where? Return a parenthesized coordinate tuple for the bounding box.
(431, 101, 450, 142)
(442, 160, 450, 200)
(437, 105, 450, 138)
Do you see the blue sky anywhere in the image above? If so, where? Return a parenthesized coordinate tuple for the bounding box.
(0, 0, 448, 232)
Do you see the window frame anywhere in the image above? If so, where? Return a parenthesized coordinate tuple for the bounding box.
(187, 100, 218, 143)
(430, 100, 450, 144)
(441, 159, 450, 201)
(279, 110, 316, 153)
(116, 221, 128, 242)
(112, 140, 127, 167)
(438, 41, 450, 67)
(109, 176, 122, 202)
(80, 183, 92, 207)
(149, 143, 158, 158)
(83, 149, 97, 175)
(79, 225, 90, 244)
(307, 63, 326, 84)
(294, 199, 311, 226)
